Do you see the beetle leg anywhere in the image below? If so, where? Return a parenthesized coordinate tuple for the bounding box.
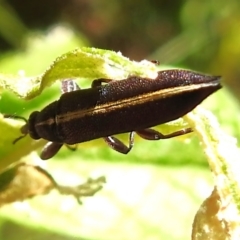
(59, 80, 84, 156)
(91, 78, 113, 88)
(61, 79, 80, 93)
(65, 144, 77, 151)
(40, 142, 63, 160)
(92, 78, 133, 154)
(136, 127, 192, 140)
(150, 60, 160, 65)
(104, 131, 135, 154)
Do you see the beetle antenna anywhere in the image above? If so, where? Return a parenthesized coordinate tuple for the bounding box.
(13, 135, 26, 144)
(3, 114, 28, 123)
(3, 114, 28, 144)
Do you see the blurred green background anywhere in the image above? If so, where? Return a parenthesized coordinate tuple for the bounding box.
(0, 0, 240, 240)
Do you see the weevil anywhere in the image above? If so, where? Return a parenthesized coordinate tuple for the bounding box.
(4, 69, 221, 160)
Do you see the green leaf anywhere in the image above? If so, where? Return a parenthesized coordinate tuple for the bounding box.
(0, 47, 158, 99)
(0, 46, 223, 173)
(186, 107, 240, 218)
